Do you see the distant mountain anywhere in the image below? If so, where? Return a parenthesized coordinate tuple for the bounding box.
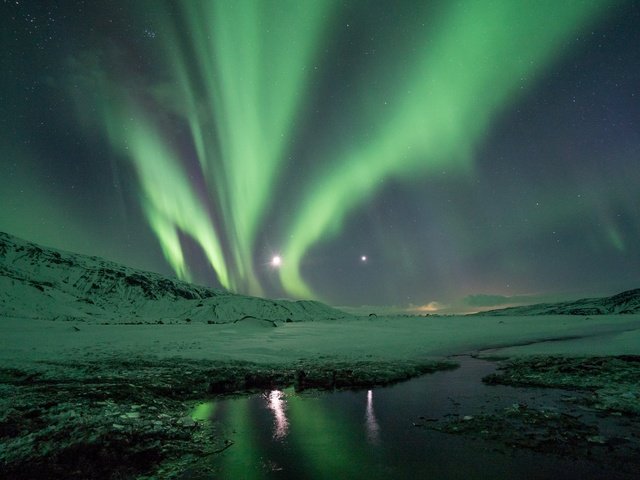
(0, 232, 350, 324)
(477, 289, 640, 316)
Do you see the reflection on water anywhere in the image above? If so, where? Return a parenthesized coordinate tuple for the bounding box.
(265, 390, 288, 440)
(190, 401, 215, 421)
(365, 390, 380, 445)
(189, 357, 631, 479)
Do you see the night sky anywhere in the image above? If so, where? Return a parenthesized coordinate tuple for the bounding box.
(2, 0, 639, 312)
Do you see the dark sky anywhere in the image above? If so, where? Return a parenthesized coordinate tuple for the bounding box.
(1, 0, 638, 312)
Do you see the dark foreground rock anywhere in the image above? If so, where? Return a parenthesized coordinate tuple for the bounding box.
(0, 357, 454, 479)
(418, 355, 640, 475)
(425, 401, 640, 474)
(430, 403, 596, 452)
(483, 355, 640, 415)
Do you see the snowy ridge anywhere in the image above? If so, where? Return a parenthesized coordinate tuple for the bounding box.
(478, 289, 640, 316)
(0, 232, 350, 323)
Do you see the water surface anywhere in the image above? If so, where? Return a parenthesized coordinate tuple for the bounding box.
(187, 357, 634, 479)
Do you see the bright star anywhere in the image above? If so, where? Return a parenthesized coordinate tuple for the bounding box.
(361, 255, 367, 262)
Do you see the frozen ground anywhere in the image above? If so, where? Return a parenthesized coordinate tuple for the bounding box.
(3, 230, 637, 368)
(2, 314, 640, 479)
(2, 232, 640, 478)
(2, 313, 639, 366)
(3, 229, 639, 379)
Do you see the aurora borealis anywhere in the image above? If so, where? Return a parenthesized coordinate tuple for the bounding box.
(2, 0, 639, 311)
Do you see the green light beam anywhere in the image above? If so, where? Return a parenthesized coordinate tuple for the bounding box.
(279, 0, 613, 298)
(157, 0, 337, 293)
(103, 104, 232, 289)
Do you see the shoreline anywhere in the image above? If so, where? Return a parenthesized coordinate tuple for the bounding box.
(1, 314, 640, 478)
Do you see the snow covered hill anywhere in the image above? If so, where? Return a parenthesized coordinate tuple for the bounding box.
(0, 232, 351, 324)
(478, 289, 640, 316)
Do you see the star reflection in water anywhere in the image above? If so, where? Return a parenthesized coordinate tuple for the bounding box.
(266, 390, 289, 440)
(366, 390, 380, 445)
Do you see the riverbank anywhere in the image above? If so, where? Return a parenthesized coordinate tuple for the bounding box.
(425, 356, 640, 478)
(1, 314, 640, 478)
(0, 355, 455, 479)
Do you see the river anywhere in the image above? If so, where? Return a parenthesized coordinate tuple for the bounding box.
(185, 356, 635, 479)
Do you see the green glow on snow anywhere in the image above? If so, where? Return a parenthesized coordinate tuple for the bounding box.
(279, 0, 611, 298)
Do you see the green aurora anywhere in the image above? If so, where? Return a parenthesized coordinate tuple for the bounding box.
(88, 0, 337, 295)
(2, 0, 638, 307)
(277, 0, 612, 298)
(85, 0, 611, 298)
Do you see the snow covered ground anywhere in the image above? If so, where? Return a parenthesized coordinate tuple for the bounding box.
(2, 313, 639, 369)
(3, 232, 640, 479)
(2, 230, 639, 368)
(2, 313, 639, 480)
